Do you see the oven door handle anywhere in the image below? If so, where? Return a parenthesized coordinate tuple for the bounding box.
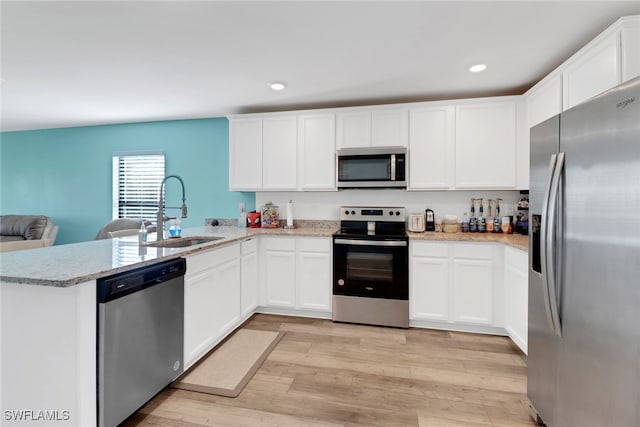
(334, 238, 407, 247)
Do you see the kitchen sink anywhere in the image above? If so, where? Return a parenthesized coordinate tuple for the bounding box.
(145, 236, 224, 248)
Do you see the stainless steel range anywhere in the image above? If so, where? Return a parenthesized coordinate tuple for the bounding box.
(332, 206, 409, 328)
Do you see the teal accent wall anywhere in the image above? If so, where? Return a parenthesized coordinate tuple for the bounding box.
(0, 118, 255, 244)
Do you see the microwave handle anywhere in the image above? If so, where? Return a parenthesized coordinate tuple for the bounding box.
(390, 154, 396, 181)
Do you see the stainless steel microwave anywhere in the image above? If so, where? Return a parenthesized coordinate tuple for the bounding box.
(336, 147, 407, 188)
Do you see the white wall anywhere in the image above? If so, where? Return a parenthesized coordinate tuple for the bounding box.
(256, 190, 522, 222)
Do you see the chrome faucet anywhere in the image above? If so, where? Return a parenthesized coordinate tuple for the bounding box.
(156, 175, 188, 241)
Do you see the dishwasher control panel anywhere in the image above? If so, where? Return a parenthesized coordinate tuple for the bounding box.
(97, 258, 186, 303)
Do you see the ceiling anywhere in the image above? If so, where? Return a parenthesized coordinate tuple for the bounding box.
(2, 1, 640, 132)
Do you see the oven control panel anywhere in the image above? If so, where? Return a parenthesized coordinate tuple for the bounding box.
(340, 206, 406, 222)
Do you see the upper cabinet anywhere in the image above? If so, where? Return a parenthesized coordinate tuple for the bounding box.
(525, 15, 639, 124)
(562, 30, 621, 111)
(299, 113, 336, 190)
(229, 118, 262, 190)
(408, 105, 455, 189)
(371, 108, 409, 147)
(229, 116, 297, 191)
(336, 111, 370, 148)
(336, 107, 408, 149)
(455, 99, 517, 189)
(526, 74, 563, 129)
(621, 17, 640, 81)
(262, 116, 298, 190)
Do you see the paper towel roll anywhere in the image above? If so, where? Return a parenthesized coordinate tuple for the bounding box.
(286, 200, 294, 227)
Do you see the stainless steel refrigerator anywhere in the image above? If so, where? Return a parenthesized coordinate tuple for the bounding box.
(528, 76, 640, 427)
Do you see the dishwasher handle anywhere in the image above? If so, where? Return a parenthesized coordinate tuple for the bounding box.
(97, 258, 186, 303)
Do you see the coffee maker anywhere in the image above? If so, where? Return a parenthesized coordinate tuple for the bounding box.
(425, 209, 435, 231)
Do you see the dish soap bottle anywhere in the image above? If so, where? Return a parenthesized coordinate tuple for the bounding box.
(138, 221, 147, 244)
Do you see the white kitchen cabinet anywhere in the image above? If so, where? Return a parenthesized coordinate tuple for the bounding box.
(295, 237, 332, 312)
(455, 99, 517, 189)
(336, 110, 371, 148)
(562, 31, 621, 110)
(526, 74, 563, 128)
(371, 108, 409, 147)
(622, 17, 640, 82)
(241, 238, 259, 319)
(262, 237, 296, 308)
(504, 246, 528, 354)
(212, 258, 241, 337)
(408, 105, 455, 189)
(229, 118, 262, 190)
(410, 241, 450, 321)
(452, 243, 494, 325)
(262, 115, 298, 190)
(299, 113, 336, 190)
(336, 107, 408, 149)
(184, 244, 241, 369)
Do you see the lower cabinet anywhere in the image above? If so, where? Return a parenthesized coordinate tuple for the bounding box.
(184, 243, 241, 369)
(410, 241, 502, 332)
(504, 246, 528, 354)
(296, 238, 332, 312)
(260, 236, 332, 315)
(452, 243, 494, 325)
(410, 242, 450, 321)
(241, 238, 259, 318)
(262, 237, 297, 308)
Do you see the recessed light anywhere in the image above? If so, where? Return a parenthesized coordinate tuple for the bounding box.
(268, 81, 287, 91)
(469, 64, 487, 73)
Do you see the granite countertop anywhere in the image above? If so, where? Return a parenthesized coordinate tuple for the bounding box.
(1, 223, 527, 287)
(0, 225, 337, 287)
(407, 231, 529, 251)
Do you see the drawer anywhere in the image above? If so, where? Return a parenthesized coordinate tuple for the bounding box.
(187, 243, 240, 274)
(296, 237, 331, 253)
(411, 241, 448, 258)
(241, 238, 258, 255)
(262, 237, 296, 252)
(453, 242, 493, 260)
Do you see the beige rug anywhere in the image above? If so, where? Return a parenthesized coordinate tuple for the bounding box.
(172, 329, 284, 397)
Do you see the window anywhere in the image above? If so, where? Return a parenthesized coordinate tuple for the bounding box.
(112, 153, 165, 221)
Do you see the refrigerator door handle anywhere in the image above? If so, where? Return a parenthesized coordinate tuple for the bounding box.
(541, 154, 558, 334)
(546, 151, 565, 337)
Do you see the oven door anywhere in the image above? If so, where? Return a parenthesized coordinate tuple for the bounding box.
(333, 237, 408, 300)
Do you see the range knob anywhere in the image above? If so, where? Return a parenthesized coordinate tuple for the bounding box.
(389, 211, 394, 216)
(395, 211, 401, 216)
(351, 210, 356, 215)
(344, 210, 350, 215)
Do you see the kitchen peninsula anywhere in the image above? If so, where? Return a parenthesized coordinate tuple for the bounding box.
(0, 225, 527, 426)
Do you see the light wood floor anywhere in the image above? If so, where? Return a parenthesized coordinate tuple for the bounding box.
(124, 314, 536, 427)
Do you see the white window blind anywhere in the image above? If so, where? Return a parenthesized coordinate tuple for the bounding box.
(112, 153, 165, 221)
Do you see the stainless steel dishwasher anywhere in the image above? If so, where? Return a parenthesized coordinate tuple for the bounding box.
(97, 258, 186, 427)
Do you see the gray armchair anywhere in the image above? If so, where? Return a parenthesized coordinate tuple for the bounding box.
(0, 215, 58, 252)
(95, 219, 155, 240)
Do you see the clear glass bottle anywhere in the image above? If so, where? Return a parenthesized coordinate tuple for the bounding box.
(461, 212, 470, 232)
